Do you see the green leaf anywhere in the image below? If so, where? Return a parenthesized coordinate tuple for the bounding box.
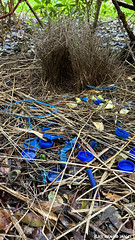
(34, 0, 40, 4)
(124, 0, 132, 4)
(33, 5, 40, 11)
(55, 3, 65, 7)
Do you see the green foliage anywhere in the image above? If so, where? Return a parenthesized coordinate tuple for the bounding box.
(14, 0, 135, 23)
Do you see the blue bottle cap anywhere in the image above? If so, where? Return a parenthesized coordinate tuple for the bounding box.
(118, 160, 134, 173)
(130, 148, 135, 160)
(39, 139, 53, 148)
(47, 168, 62, 182)
(21, 148, 36, 161)
(115, 128, 129, 139)
(78, 151, 94, 163)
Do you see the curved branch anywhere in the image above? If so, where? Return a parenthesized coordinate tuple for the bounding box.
(112, 0, 135, 41)
(117, 1, 135, 10)
(0, 0, 22, 19)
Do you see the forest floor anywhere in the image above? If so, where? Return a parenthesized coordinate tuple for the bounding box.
(0, 17, 135, 240)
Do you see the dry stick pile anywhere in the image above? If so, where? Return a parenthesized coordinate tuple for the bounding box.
(36, 20, 125, 92)
(0, 48, 135, 239)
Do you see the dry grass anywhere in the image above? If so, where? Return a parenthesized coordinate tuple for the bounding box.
(36, 20, 125, 92)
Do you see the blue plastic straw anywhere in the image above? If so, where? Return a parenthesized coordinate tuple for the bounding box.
(86, 169, 99, 198)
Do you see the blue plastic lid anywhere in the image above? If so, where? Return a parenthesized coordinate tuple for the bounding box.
(130, 148, 135, 159)
(47, 168, 62, 182)
(21, 148, 36, 161)
(39, 139, 53, 148)
(115, 128, 129, 139)
(118, 160, 134, 173)
(78, 151, 94, 163)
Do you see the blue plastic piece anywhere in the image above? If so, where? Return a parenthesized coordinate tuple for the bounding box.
(41, 127, 50, 132)
(39, 139, 53, 148)
(47, 168, 62, 182)
(40, 171, 48, 183)
(118, 160, 134, 173)
(5, 100, 57, 119)
(21, 148, 36, 161)
(87, 169, 99, 197)
(61, 137, 77, 153)
(93, 99, 101, 105)
(43, 133, 64, 140)
(82, 97, 88, 102)
(78, 151, 94, 163)
(115, 128, 129, 139)
(23, 138, 40, 149)
(60, 151, 67, 168)
(90, 141, 97, 149)
(130, 148, 135, 160)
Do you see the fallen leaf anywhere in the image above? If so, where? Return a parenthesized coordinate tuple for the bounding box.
(102, 192, 122, 201)
(40, 201, 62, 212)
(120, 109, 129, 115)
(15, 211, 44, 227)
(48, 191, 63, 204)
(76, 98, 81, 103)
(32, 227, 53, 240)
(93, 122, 104, 131)
(105, 100, 114, 109)
(0, 208, 10, 230)
(66, 103, 77, 108)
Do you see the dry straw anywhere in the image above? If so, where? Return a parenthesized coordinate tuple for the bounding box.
(36, 19, 124, 92)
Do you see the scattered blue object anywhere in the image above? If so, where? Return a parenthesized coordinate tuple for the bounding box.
(60, 151, 67, 168)
(61, 137, 77, 153)
(39, 139, 53, 148)
(86, 169, 99, 197)
(115, 128, 129, 139)
(41, 127, 50, 132)
(47, 168, 62, 182)
(82, 97, 88, 102)
(40, 171, 48, 184)
(23, 138, 40, 149)
(90, 141, 97, 149)
(130, 148, 135, 160)
(59, 137, 77, 167)
(93, 99, 101, 105)
(21, 148, 36, 161)
(118, 160, 134, 173)
(43, 133, 64, 140)
(5, 100, 57, 129)
(5, 100, 57, 119)
(78, 151, 93, 163)
(86, 85, 116, 91)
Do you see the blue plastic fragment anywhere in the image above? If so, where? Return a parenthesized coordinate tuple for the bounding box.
(82, 97, 88, 102)
(93, 99, 101, 105)
(60, 151, 67, 167)
(86, 169, 99, 197)
(40, 171, 48, 183)
(130, 148, 135, 160)
(61, 137, 77, 153)
(47, 168, 62, 182)
(43, 133, 64, 140)
(90, 141, 97, 149)
(21, 148, 36, 161)
(23, 138, 40, 149)
(115, 128, 129, 139)
(41, 127, 50, 132)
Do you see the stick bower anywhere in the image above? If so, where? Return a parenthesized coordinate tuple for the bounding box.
(36, 20, 124, 92)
